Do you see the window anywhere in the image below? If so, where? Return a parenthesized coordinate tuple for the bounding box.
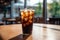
(47, 0, 60, 18)
(14, 0, 43, 17)
(26, 0, 43, 17)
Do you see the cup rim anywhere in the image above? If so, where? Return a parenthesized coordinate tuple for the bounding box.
(20, 8, 35, 11)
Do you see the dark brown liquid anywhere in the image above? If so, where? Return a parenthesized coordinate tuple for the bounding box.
(21, 10, 34, 34)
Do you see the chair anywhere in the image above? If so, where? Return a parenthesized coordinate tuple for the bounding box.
(0, 22, 4, 25)
(33, 17, 37, 23)
(15, 17, 21, 24)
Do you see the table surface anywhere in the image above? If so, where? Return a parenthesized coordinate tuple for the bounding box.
(0, 22, 4, 24)
(27, 23, 60, 40)
(0, 24, 23, 40)
(0, 23, 60, 40)
(2, 18, 16, 21)
(6, 19, 16, 21)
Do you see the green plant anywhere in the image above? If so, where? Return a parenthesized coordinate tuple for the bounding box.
(48, 0, 60, 18)
(35, 3, 42, 16)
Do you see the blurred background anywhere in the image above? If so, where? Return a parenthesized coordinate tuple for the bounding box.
(0, 0, 60, 25)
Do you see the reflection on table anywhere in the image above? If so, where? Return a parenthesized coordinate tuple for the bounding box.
(27, 23, 60, 40)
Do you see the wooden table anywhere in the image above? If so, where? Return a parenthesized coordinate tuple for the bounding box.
(26, 23, 60, 40)
(0, 23, 60, 40)
(0, 22, 4, 25)
(6, 19, 16, 24)
(2, 18, 16, 24)
(7, 19, 16, 21)
(0, 24, 22, 40)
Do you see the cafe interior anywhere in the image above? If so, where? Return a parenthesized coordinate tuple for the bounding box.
(0, 0, 60, 40)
